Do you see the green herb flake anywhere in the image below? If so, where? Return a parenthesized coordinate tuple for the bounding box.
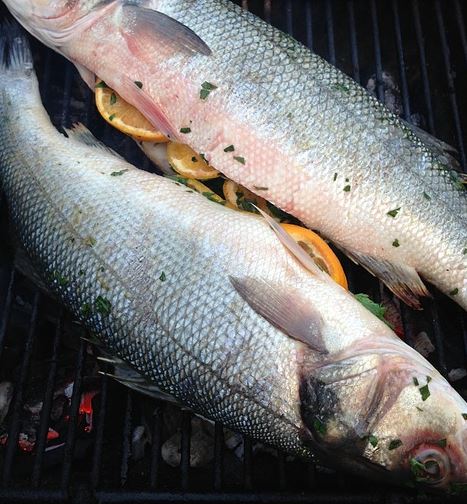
(159, 271, 166, 282)
(423, 191, 431, 200)
(180, 127, 191, 134)
(410, 458, 427, 480)
(426, 376, 432, 383)
(413, 377, 419, 386)
(253, 186, 269, 191)
(108, 113, 116, 121)
(387, 207, 401, 218)
(463, 248, 467, 255)
(224, 145, 235, 152)
(234, 156, 246, 165)
(332, 82, 349, 93)
(392, 239, 400, 247)
(191, 156, 198, 163)
(95, 81, 108, 89)
(312, 418, 327, 436)
(436, 439, 447, 448)
(450, 288, 459, 296)
(78, 269, 85, 276)
(462, 413, 467, 420)
(343, 185, 351, 192)
(110, 169, 128, 177)
(388, 439, 403, 450)
(354, 293, 391, 327)
(81, 303, 92, 317)
(134, 81, 143, 89)
(200, 89, 210, 100)
(84, 236, 96, 247)
(202, 81, 217, 91)
(200, 153, 208, 163)
(368, 435, 378, 447)
(333, 173, 338, 181)
(52, 271, 69, 287)
(110, 92, 117, 106)
(419, 384, 430, 401)
(94, 296, 111, 316)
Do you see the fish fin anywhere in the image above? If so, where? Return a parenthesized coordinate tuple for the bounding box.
(121, 4, 211, 56)
(63, 123, 124, 159)
(230, 276, 327, 353)
(0, 22, 33, 76)
(254, 207, 328, 280)
(75, 63, 95, 89)
(344, 250, 430, 309)
(118, 76, 177, 139)
(403, 120, 461, 171)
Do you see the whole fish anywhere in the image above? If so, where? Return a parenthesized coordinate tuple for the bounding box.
(3, 0, 467, 310)
(1, 29, 467, 492)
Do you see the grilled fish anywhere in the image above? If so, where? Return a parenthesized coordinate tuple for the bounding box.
(1, 28, 467, 491)
(3, 0, 467, 310)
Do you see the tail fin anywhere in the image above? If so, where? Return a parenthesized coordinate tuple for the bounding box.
(0, 21, 34, 79)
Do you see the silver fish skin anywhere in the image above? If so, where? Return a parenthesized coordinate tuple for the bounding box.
(3, 0, 467, 310)
(1, 29, 467, 491)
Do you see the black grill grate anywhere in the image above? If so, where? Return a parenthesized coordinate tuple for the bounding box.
(0, 1, 466, 503)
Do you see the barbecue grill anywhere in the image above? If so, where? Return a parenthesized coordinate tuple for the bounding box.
(0, 0, 466, 502)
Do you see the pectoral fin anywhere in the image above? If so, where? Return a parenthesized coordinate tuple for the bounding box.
(121, 4, 211, 56)
(230, 276, 327, 353)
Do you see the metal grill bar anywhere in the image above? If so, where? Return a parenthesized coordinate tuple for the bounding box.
(0, 269, 15, 363)
(213, 422, 224, 491)
(149, 402, 163, 489)
(119, 391, 133, 488)
(325, 1, 336, 66)
(2, 291, 40, 486)
(347, 1, 360, 83)
(455, 0, 467, 65)
(91, 372, 109, 489)
(180, 410, 192, 491)
(370, 0, 384, 103)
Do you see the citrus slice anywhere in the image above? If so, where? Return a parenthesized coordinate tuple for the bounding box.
(280, 223, 348, 289)
(223, 180, 271, 215)
(95, 80, 167, 143)
(177, 177, 225, 204)
(167, 143, 219, 180)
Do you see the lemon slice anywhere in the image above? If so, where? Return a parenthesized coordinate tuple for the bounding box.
(167, 143, 219, 180)
(95, 80, 167, 143)
(280, 224, 348, 289)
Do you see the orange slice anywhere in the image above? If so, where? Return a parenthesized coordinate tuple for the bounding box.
(280, 224, 348, 289)
(167, 143, 219, 180)
(176, 177, 225, 204)
(95, 80, 167, 143)
(222, 180, 272, 215)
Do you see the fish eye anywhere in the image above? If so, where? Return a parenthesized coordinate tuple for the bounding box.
(408, 446, 450, 485)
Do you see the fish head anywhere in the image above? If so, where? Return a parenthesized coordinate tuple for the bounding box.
(300, 336, 467, 493)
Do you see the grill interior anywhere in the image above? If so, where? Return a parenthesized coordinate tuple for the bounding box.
(0, 1, 466, 503)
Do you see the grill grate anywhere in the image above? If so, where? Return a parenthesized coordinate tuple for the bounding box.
(0, 1, 466, 503)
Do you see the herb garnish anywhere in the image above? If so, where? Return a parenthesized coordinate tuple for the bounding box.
(234, 156, 246, 165)
(159, 272, 166, 282)
(253, 186, 268, 191)
(423, 192, 431, 200)
(450, 288, 459, 296)
(343, 185, 351, 192)
(200, 81, 217, 100)
(413, 377, 419, 386)
(436, 439, 447, 448)
(392, 239, 400, 247)
(81, 303, 91, 317)
(410, 458, 428, 480)
(354, 293, 391, 327)
(200, 153, 208, 163)
(84, 236, 96, 247)
(312, 418, 326, 436)
(388, 439, 403, 450)
(94, 296, 111, 316)
(52, 271, 69, 287)
(134, 81, 143, 89)
(462, 413, 467, 420)
(463, 248, 467, 255)
(224, 145, 235, 152)
(110, 169, 128, 176)
(333, 173, 337, 181)
(419, 383, 430, 401)
(191, 156, 198, 163)
(95, 81, 108, 89)
(180, 127, 191, 134)
(332, 83, 349, 93)
(110, 92, 117, 106)
(387, 207, 401, 218)
(368, 435, 378, 447)
(108, 113, 116, 121)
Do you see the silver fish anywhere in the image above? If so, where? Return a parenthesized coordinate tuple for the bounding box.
(1, 28, 467, 491)
(3, 0, 467, 310)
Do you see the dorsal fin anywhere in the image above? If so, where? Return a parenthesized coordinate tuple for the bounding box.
(230, 276, 328, 354)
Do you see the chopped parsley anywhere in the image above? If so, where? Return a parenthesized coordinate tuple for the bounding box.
(413, 377, 419, 386)
(180, 127, 191, 134)
(436, 439, 447, 448)
(78, 269, 85, 276)
(200, 153, 208, 163)
(388, 439, 403, 450)
(387, 207, 401, 218)
(410, 458, 427, 480)
(368, 435, 378, 447)
(52, 271, 69, 287)
(419, 383, 430, 401)
(253, 186, 268, 191)
(200, 81, 217, 100)
(392, 239, 400, 247)
(234, 156, 246, 165)
(159, 271, 166, 282)
(110, 169, 128, 176)
(332, 82, 350, 93)
(354, 293, 391, 327)
(134, 81, 143, 89)
(343, 185, 351, 192)
(312, 418, 326, 436)
(94, 296, 111, 316)
(84, 236, 96, 247)
(95, 81, 108, 88)
(462, 413, 467, 420)
(333, 173, 338, 181)
(110, 92, 117, 106)
(463, 248, 467, 255)
(423, 191, 431, 200)
(81, 303, 92, 317)
(108, 113, 116, 121)
(450, 288, 459, 296)
(224, 145, 235, 152)
(191, 156, 198, 163)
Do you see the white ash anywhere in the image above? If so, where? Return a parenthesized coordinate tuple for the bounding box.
(448, 368, 467, 382)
